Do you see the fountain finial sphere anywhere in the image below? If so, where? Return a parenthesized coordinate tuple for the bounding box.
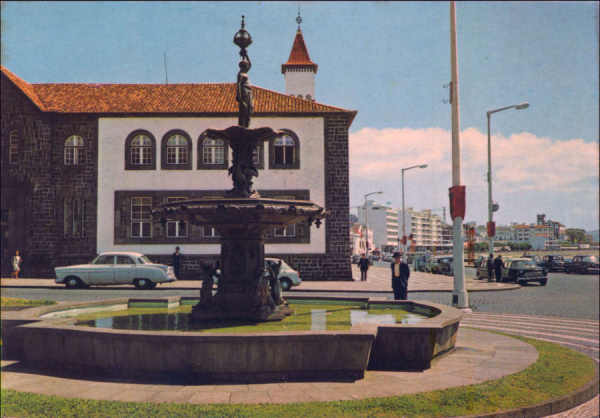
(234, 16, 252, 49)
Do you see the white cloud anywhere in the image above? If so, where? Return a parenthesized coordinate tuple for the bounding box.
(349, 127, 599, 229)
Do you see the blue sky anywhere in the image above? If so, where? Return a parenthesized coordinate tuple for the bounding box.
(2, 1, 599, 230)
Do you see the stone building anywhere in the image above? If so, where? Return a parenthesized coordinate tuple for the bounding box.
(0, 25, 356, 280)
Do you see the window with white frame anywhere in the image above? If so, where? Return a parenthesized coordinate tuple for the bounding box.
(274, 135, 295, 166)
(166, 197, 188, 238)
(9, 130, 19, 164)
(130, 134, 153, 165)
(202, 138, 225, 165)
(131, 197, 152, 238)
(273, 195, 296, 237)
(64, 135, 85, 165)
(203, 225, 220, 238)
(64, 198, 86, 237)
(166, 134, 189, 165)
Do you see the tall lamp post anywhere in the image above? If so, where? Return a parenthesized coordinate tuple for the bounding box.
(486, 102, 529, 257)
(400, 164, 428, 254)
(363, 191, 383, 255)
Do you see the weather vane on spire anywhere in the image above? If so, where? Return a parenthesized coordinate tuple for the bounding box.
(296, 6, 302, 29)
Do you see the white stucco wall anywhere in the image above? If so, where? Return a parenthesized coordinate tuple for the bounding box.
(284, 70, 315, 99)
(97, 116, 325, 255)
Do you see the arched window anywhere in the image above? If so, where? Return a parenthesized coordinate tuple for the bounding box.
(161, 130, 192, 170)
(64, 135, 85, 165)
(269, 130, 300, 169)
(198, 133, 228, 169)
(125, 130, 156, 170)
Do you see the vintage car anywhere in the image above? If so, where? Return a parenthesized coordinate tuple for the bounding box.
(502, 258, 548, 286)
(520, 254, 542, 266)
(540, 254, 566, 272)
(212, 257, 301, 291)
(565, 255, 599, 275)
(429, 256, 453, 275)
(55, 251, 177, 289)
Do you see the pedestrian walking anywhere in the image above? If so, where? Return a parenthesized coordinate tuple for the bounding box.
(391, 252, 410, 300)
(358, 253, 369, 281)
(172, 246, 182, 279)
(11, 250, 22, 279)
(486, 254, 494, 282)
(494, 255, 504, 283)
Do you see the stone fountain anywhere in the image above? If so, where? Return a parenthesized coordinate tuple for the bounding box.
(153, 16, 327, 322)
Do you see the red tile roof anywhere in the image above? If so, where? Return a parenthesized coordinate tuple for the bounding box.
(281, 29, 318, 74)
(1, 66, 354, 122)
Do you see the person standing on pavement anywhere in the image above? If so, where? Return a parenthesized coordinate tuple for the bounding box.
(11, 250, 22, 279)
(486, 254, 494, 282)
(172, 246, 182, 279)
(494, 255, 504, 283)
(358, 253, 369, 281)
(391, 252, 410, 300)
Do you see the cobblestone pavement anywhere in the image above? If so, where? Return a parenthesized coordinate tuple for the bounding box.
(462, 312, 599, 417)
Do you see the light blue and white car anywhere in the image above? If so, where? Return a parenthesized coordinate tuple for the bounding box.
(212, 257, 301, 291)
(55, 251, 176, 289)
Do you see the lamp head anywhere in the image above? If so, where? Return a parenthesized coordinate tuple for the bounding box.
(419, 164, 428, 169)
(515, 102, 529, 110)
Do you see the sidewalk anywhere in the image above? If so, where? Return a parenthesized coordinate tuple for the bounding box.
(0, 265, 518, 293)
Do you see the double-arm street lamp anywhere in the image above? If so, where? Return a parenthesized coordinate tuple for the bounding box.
(363, 191, 383, 255)
(486, 102, 529, 257)
(401, 164, 428, 254)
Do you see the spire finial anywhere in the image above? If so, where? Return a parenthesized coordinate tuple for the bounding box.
(241, 15, 245, 29)
(296, 7, 302, 29)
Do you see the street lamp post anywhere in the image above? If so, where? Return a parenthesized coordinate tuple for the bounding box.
(486, 102, 529, 258)
(400, 164, 428, 254)
(363, 191, 383, 255)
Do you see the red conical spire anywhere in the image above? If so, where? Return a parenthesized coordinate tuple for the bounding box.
(281, 28, 318, 74)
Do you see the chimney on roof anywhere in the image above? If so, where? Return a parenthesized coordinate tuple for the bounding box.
(281, 9, 317, 101)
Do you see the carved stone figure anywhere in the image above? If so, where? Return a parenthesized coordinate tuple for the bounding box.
(236, 55, 253, 128)
(267, 260, 284, 305)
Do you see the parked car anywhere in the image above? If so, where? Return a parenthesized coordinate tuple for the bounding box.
(540, 254, 566, 272)
(382, 254, 393, 263)
(473, 255, 486, 268)
(521, 254, 542, 266)
(55, 252, 177, 289)
(429, 256, 453, 275)
(212, 257, 302, 291)
(475, 257, 512, 281)
(565, 255, 600, 275)
(501, 258, 548, 286)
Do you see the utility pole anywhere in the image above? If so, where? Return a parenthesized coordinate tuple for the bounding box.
(449, 0, 469, 310)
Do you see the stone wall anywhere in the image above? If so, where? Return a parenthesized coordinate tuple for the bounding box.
(1, 74, 98, 276)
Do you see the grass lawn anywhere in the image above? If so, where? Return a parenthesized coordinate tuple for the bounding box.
(0, 333, 596, 417)
(1, 297, 55, 308)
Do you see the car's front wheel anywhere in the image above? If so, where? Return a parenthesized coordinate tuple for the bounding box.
(134, 278, 153, 289)
(65, 276, 83, 289)
(280, 277, 292, 291)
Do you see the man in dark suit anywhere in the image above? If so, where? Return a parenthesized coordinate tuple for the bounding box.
(358, 253, 370, 281)
(391, 252, 410, 300)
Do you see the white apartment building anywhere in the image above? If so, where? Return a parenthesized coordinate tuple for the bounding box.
(358, 201, 399, 253)
(398, 208, 452, 250)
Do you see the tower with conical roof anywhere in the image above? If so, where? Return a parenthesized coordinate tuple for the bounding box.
(281, 11, 318, 101)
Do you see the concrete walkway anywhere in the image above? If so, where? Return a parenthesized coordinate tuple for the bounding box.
(0, 265, 518, 292)
(0, 327, 537, 404)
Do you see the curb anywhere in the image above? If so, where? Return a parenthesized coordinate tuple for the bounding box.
(466, 371, 599, 417)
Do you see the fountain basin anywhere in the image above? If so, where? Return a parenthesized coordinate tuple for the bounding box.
(4, 297, 463, 382)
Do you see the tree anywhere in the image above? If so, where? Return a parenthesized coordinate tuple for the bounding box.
(565, 228, 587, 243)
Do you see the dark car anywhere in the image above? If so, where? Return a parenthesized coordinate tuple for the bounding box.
(430, 256, 453, 275)
(565, 255, 599, 275)
(540, 254, 566, 272)
(521, 254, 542, 266)
(473, 255, 486, 268)
(503, 258, 548, 286)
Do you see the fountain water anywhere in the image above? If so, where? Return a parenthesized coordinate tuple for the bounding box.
(153, 16, 326, 322)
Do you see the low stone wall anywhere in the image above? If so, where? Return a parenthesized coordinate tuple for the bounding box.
(7, 297, 463, 382)
(17, 323, 374, 383)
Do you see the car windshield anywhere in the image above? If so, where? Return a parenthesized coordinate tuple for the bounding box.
(512, 260, 537, 269)
(582, 256, 598, 263)
(137, 256, 153, 264)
